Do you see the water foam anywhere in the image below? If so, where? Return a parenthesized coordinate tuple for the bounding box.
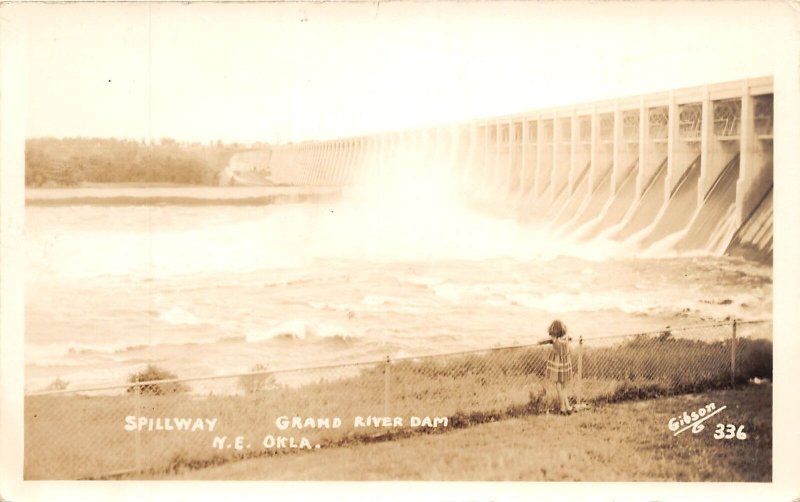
(28, 151, 694, 283)
(158, 306, 205, 326)
(245, 319, 351, 342)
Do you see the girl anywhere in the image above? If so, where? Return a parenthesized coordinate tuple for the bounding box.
(540, 319, 574, 415)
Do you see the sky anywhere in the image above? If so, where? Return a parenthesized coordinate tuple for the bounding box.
(17, 1, 786, 144)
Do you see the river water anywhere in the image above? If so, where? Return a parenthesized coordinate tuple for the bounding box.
(24, 186, 772, 391)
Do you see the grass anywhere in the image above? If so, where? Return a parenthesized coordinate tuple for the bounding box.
(164, 383, 772, 481)
(24, 331, 772, 480)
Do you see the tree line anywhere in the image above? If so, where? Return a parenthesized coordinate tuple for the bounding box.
(25, 137, 264, 187)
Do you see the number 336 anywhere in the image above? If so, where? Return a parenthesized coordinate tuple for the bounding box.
(714, 424, 747, 440)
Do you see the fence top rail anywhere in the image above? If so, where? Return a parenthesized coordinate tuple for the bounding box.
(581, 320, 734, 342)
(25, 318, 770, 397)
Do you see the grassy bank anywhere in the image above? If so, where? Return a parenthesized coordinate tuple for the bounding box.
(166, 383, 771, 481)
(24, 331, 772, 479)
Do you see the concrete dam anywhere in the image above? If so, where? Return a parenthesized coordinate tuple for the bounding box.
(268, 77, 774, 263)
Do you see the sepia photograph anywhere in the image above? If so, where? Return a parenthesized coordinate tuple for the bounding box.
(1, 0, 799, 499)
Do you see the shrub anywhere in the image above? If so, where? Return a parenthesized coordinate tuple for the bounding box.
(127, 364, 189, 395)
(46, 376, 69, 391)
(736, 338, 772, 381)
(237, 364, 278, 395)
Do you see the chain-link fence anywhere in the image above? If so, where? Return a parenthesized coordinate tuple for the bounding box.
(24, 319, 772, 480)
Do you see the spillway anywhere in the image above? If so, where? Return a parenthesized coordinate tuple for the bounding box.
(598, 157, 669, 243)
(550, 161, 591, 228)
(636, 156, 701, 250)
(726, 182, 773, 262)
(574, 159, 639, 241)
(673, 154, 740, 253)
(560, 161, 613, 237)
(268, 77, 774, 263)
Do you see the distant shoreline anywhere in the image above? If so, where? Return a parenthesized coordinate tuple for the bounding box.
(70, 182, 203, 189)
(25, 185, 342, 207)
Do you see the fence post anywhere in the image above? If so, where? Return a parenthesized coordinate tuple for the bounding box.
(134, 380, 142, 474)
(731, 318, 737, 387)
(384, 355, 391, 416)
(577, 336, 583, 403)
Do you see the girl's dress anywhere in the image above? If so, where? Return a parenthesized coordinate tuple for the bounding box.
(546, 337, 572, 384)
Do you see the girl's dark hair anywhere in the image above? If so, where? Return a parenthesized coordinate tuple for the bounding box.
(548, 319, 567, 338)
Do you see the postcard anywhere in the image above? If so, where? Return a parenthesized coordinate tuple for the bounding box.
(1, 1, 798, 501)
